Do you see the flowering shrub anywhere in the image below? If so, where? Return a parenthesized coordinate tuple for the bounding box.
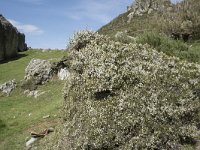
(43, 31, 200, 150)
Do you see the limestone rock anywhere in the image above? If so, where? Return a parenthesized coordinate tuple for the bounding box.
(57, 68, 70, 80)
(127, 0, 171, 22)
(18, 32, 27, 52)
(24, 59, 53, 85)
(0, 14, 27, 61)
(0, 79, 16, 96)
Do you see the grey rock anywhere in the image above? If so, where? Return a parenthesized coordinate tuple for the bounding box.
(57, 68, 70, 80)
(0, 14, 27, 61)
(48, 127, 54, 132)
(127, 0, 171, 23)
(0, 79, 16, 96)
(26, 137, 38, 147)
(18, 32, 27, 52)
(43, 115, 50, 119)
(24, 59, 53, 85)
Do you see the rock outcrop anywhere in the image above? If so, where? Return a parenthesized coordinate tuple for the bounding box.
(127, 0, 172, 22)
(0, 14, 27, 61)
(24, 59, 53, 85)
(0, 79, 16, 96)
(128, 0, 171, 14)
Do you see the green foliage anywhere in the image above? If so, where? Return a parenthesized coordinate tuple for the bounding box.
(99, 0, 200, 40)
(136, 32, 189, 53)
(137, 32, 162, 49)
(136, 32, 200, 63)
(42, 31, 200, 150)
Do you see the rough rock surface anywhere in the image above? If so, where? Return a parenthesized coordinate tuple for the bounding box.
(0, 14, 27, 61)
(127, 0, 171, 22)
(0, 79, 16, 96)
(38, 31, 200, 150)
(24, 59, 53, 85)
(57, 68, 70, 80)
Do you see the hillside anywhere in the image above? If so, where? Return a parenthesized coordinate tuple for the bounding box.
(98, 0, 200, 64)
(29, 1, 200, 150)
(98, 0, 200, 40)
(1, 0, 200, 150)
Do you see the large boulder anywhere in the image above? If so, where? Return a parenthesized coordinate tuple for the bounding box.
(22, 58, 69, 91)
(0, 14, 27, 61)
(24, 59, 53, 85)
(39, 31, 200, 150)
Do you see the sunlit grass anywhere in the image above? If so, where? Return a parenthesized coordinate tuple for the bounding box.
(0, 49, 65, 150)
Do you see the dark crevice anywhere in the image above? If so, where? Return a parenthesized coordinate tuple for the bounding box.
(192, 88, 200, 99)
(94, 90, 115, 100)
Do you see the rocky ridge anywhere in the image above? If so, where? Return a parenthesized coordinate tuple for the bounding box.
(127, 0, 172, 22)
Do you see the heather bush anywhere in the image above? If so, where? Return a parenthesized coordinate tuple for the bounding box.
(41, 31, 200, 150)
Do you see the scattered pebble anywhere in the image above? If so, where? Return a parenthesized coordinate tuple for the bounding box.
(43, 115, 50, 119)
(26, 137, 38, 147)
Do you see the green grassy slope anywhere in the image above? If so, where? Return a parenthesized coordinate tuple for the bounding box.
(98, 0, 200, 64)
(98, 0, 200, 39)
(0, 50, 65, 150)
(98, 11, 160, 38)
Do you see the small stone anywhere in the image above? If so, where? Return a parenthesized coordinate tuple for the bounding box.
(57, 68, 70, 80)
(48, 127, 54, 132)
(0, 79, 16, 96)
(26, 137, 38, 147)
(43, 115, 50, 119)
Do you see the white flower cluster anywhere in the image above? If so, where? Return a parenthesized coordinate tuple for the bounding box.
(59, 31, 200, 150)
